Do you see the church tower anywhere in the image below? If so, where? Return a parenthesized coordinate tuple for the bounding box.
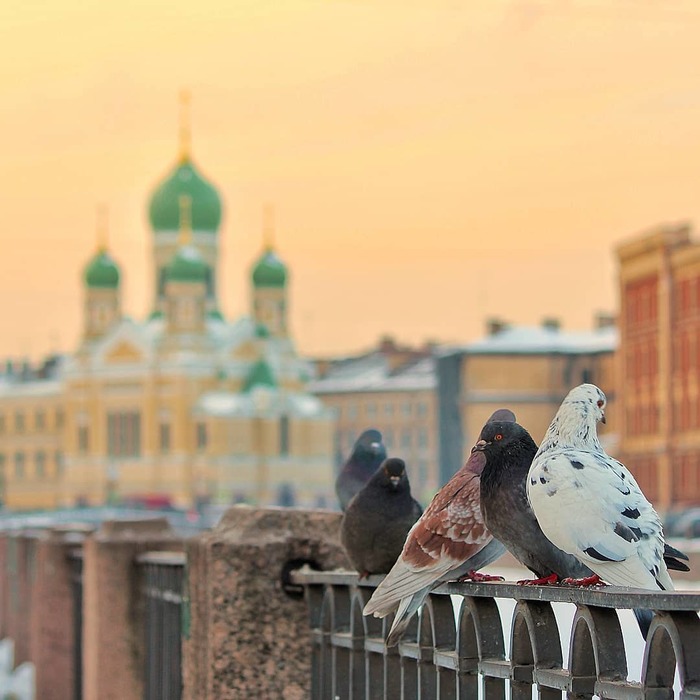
(163, 195, 209, 338)
(250, 206, 288, 339)
(83, 207, 121, 340)
(148, 91, 223, 319)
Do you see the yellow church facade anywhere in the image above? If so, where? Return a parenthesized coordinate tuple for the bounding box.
(0, 103, 336, 511)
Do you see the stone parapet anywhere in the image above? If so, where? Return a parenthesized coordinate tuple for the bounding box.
(183, 506, 349, 699)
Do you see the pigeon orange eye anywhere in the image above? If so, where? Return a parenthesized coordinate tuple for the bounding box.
(495, 434, 503, 441)
(597, 400, 604, 407)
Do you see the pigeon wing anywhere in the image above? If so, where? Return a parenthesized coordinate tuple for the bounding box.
(364, 470, 491, 617)
(529, 450, 672, 590)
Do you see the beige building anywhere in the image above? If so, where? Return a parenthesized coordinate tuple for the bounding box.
(0, 106, 335, 511)
(437, 317, 618, 483)
(308, 338, 440, 502)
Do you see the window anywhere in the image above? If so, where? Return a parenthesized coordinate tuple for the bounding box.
(159, 423, 171, 453)
(384, 403, 394, 417)
(416, 402, 428, 417)
(35, 451, 46, 478)
(107, 412, 141, 458)
(0, 413, 5, 434)
(196, 423, 207, 451)
(279, 415, 290, 456)
(366, 403, 377, 418)
(14, 452, 24, 479)
(402, 402, 412, 417)
(55, 409, 64, 429)
(401, 429, 412, 449)
(55, 451, 64, 476)
(77, 426, 89, 454)
(35, 410, 45, 431)
(15, 411, 25, 433)
(347, 405, 358, 419)
(384, 429, 394, 449)
(417, 428, 429, 448)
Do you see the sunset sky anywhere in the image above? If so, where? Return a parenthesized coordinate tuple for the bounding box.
(3, 0, 700, 358)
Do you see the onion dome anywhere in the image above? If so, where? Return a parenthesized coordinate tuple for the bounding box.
(85, 251, 120, 288)
(148, 91, 222, 232)
(166, 245, 209, 283)
(252, 250, 287, 288)
(149, 160, 222, 232)
(242, 358, 277, 392)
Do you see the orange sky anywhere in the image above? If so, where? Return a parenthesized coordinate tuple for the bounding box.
(3, 0, 700, 358)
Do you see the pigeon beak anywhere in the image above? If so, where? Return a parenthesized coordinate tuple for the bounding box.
(601, 412, 606, 425)
(389, 475, 401, 487)
(471, 439, 490, 453)
(370, 442, 382, 452)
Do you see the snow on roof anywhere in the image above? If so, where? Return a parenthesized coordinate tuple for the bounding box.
(452, 325, 617, 356)
(309, 356, 436, 394)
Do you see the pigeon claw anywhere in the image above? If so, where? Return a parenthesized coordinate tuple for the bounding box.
(517, 573, 559, 586)
(358, 571, 370, 580)
(561, 574, 606, 587)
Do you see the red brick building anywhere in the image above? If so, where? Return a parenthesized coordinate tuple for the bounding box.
(616, 222, 700, 511)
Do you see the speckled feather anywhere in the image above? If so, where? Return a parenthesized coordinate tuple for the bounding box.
(527, 384, 674, 591)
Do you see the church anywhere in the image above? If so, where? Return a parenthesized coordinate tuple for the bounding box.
(0, 100, 335, 511)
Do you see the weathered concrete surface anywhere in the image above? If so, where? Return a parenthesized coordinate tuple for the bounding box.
(184, 506, 349, 700)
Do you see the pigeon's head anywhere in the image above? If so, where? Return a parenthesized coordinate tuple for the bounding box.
(354, 429, 386, 456)
(472, 421, 533, 456)
(487, 408, 516, 424)
(378, 457, 408, 490)
(562, 383, 607, 425)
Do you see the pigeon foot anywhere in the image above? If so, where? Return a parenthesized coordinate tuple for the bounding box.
(561, 574, 606, 587)
(358, 571, 370, 580)
(517, 574, 559, 586)
(456, 570, 504, 583)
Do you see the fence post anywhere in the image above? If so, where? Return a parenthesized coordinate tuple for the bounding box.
(82, 518, 182, 700)
(183, 506, 349, 700)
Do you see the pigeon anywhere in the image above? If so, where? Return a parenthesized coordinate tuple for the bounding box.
(527, 384, 680, 595)
(363, 409, 513, 646)
(477, 418, 688, 587)
(336, 429, 387, 511)
(478, 413, 689, 638)
(341, 458, 423, 577)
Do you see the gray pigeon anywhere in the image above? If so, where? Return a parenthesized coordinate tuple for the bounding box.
(476, 416, 689, 639)
(335, 429, 387, 511)
(341, 458, 422, 577)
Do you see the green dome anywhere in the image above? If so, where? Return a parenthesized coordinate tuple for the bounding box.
(84, 251, 120, 289)
(207, 308, 224, 321)
(254, 323, 270, 338)
(166, 245, 209, 283)
(149, 159, 222, 232)
(252, 250, 287, 288)
(242, 358, 277, 392)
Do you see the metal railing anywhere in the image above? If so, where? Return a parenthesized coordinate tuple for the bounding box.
(292, 569, 700, 699)
(67, 549, 83, 700)
(138, 551, 186, 700)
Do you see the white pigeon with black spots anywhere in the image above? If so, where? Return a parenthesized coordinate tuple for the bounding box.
(527, 383, 673, 591)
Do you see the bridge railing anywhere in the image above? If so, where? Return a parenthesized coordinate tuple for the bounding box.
(292, 569, 700, 699)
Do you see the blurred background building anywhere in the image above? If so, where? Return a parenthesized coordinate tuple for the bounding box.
(0, 105, 335, 511)
(616, 222, 700, 513)
(308, 336, 439, 502)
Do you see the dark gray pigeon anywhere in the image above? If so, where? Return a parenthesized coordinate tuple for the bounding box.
(476, 419, 689, 639)
(335, 428, 387, 511)
(341, 458, 423, 577)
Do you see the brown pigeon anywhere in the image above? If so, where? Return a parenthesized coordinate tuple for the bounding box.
(363, 409, 514, 646)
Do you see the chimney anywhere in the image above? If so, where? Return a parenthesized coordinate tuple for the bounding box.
(487, 318, 508, 336)
(541, 317, 560, 332)
(594, 312, 616, 330)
